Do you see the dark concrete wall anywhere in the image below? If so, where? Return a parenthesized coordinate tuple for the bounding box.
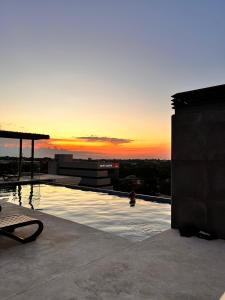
(172, 105, 225, 238)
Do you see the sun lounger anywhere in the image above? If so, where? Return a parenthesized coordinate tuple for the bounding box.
(0, 213, 43, 243)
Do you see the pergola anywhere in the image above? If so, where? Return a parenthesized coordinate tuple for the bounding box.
(0, 130, 50, 179)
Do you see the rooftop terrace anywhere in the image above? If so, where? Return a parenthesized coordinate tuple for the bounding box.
(0, 200, 224, 300)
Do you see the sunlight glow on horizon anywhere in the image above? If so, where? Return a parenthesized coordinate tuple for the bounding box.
(39, 138, 171, 159)
(1, 137, 170, 159)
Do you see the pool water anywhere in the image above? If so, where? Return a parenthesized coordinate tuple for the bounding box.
(0, 184, 171, 242)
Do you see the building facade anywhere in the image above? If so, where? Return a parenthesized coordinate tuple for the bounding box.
(48, 154, 119, 189)
(172, 84, 225, 239)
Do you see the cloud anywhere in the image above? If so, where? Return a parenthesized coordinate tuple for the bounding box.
(75, 136, 134, 145)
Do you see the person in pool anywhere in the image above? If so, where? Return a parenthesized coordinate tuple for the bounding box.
(129, 190, 136, 207)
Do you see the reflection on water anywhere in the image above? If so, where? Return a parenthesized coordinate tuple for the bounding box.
(0, 184, 171, 242)
(0, 184, 40, 210)
(28, 185, 34, 210)
(18, 185, 22, 207)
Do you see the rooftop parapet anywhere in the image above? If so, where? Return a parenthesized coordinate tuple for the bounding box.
(171, 84, 225, 110)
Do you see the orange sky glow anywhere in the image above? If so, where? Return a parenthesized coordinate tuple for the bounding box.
(34, 138, 170, 159)
(1, 138, 170, 159)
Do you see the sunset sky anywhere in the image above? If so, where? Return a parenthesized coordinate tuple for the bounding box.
(1, 0, 225, 159)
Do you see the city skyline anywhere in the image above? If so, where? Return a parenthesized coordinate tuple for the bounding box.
(1, 1, 225, 158)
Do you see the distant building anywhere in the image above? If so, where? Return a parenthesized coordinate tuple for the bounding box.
(48, 154, 119, 189)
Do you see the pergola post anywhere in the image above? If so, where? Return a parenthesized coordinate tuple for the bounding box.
(31, 139, 34, 179)
(0, 130, 49, 181)
(18, 138, 23, 178)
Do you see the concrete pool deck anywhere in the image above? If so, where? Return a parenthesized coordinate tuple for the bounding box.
(0, 202, 225, 300)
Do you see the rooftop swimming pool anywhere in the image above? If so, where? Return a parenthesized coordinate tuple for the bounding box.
(0, 184, 171, 242)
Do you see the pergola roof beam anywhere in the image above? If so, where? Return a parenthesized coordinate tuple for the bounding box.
(0, 130, 49, 140)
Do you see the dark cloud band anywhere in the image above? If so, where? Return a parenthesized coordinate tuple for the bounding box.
(76, 136, 133, 145)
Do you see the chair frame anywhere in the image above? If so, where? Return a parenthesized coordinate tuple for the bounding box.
(0, 205, 44, 243)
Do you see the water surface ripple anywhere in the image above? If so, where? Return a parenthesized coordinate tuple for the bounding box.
(0, 184, 171, 242)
